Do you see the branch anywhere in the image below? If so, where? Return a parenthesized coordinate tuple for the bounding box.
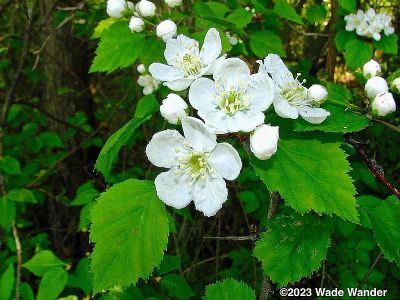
(284, 21, 329, 37)
(202, 235, 257, 241)
(12, 222, 22, 300)
(346, 136, 400, 200)
(359, 252, 383, 287)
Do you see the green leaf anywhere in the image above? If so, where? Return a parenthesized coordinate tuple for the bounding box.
(68, 257, 92, 294)
(204, 278, 255, 300)
(306, 5, 327, 24)
(20, 283, 34, 300)
(160, 274, 195, 299)
(249, 30, 286, 58)
(239, 191, 259, 213)
(6, 189, 36, 203)
(226, 8, 253, 28)
(158, 255, 181, 275)
(90, 179, 169, 293)
(251, 136, 359, 222)
(374, 34, 398, 55)
(70, 182, 99, 206)
(38, 132, 64, 148)
(79, 202, 95, 231)
(338, 0, 356, 12)
(140, 37, 165, 67)
(0, 264, 14, 300)
(37, 268, 68, 300)
(368, 196, 400, 266)
(294, 83, 369, 133)
(95, 95, 159, 179)
(254, 214, 331, 285)
(0, 156, 21, 175)
(90, 21, 145, 74)
(273, 0, 303, 25)
(91, 18, 116, 39)
(335, 31, 357, 51)
(23, 250, 65, 276)
(0, 196, 16, 231)
(344, 40, 373, 70)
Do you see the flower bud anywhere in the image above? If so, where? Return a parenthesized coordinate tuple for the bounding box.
(371, 92, 396, 117)
(156, 20, 177, 42)
(136, 0, 156, 17)
(363, 59, 381, 78)
(164, 0, 182, 8)
(308, 84, 328, 105)
(106, 0, 127, 18)
(160, 94, 188, 124)
(250, 124, 279, 160)
(127, 1, 135, 11)
(137, 64, 146, 74)
(129, 16, 144, 32)
(365, 76, 388, 99)
(391, 78, 400, 93)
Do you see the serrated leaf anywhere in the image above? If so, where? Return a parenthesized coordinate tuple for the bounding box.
(368, 196, 400, 266)
(95, 95, 159, 179)
(274, 0, 303, 25)
(254, 214, 331, 285)
(158, 255, 181, 275)
(0, 264, 14, 300)
(338, 0, 356, 12)
(204, 278, 255, 300)
(90, 21, 145, 74)
(90, 179, 169, 293)
(344, 40, 373, 70)
(23, 250, 65, 276)
(0, 156, 21, 175)
(335, 31, 357, 51)
(226, 8, 253, 28)
(160, 274, 195, 299)
(306, 5, 327, 24)
(249, 30, 286, 58)
(37, 268, 68, 300)
(91, 18, 116, 39)
(374, 34, 398, 55)
(251, 136, 359, 222)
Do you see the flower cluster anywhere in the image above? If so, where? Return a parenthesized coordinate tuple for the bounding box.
(363, 59, 397, 117)
(106, 0, 179, 40)
(136, 64, 160, 95)
(144, 28, 331, 216)
(344, 8, 394, 41)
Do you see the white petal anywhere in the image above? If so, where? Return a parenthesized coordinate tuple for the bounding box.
(200, 28, 222, 66)
(165, 34, 199, 65)
(213, 57, 250, 83)
(193, 176, 228, 217)
(247, 73, 275, 111)
(198, 109, 229, 134)
(258, 54, 292, 87)
(164, 78, 194, 91)
(299, 107, 330, 124)
(189, 78, 217, 111)
(181, 117, 217, 152)
(146, 130, 185, 168)
(208, 143, 242, 180)
(273, 96, 299, 119)
(155, 169, 193, 209)
(229, 111, 265, 132)
(204, 55, 226, 75)
(149, 63, 184, 81)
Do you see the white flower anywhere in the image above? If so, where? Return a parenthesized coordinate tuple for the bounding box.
(137, 74, 160, 95)
(127, 1, 135, 11)
(136, 0, 156, 17)
(160, 94, 188, 124)
(189, 58, 275, 133)
(391, 78, 400, 93)
(258, 54, 330, 124)
(225, 31, 238, 46)
(156, 20, 177, 42)
(371, 92, 396, 116)
(129, 17, 144, 32)
(250, 124, 279, 160)
(106, 0, 127, 18)
(363, 59, 381, 78)
(365, 76, 388, 99)
(308, 84, 328, 105)
(146, 117, 242, 216)
(164, 0, 182, 8)
(137, 64, 146, 74)
(149, 28, 224, 91)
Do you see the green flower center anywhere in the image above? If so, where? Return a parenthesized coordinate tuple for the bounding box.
(218, 89, 249, 116)
(179, 53, 203, 76)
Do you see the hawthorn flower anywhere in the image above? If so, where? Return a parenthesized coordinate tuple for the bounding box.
(188, 58, 275, 133)
(363, 59, 381, 78)
(371, 92, 396, 116)
(250, 124, 279, 160)
(365, 76, 388, 99)
(160, 94, 188, 124)
(136, 0, 156, 17)
(129, 17, 144, 32)
(137, 74, 160, 95)
(156, 20, 177, 42)
(137, 64, 146, 74)
(258, 54, 330, 124)
(308, 84, 328, 104)
(106, 0, 127, 18)
(146, 117, 242, 216)
(165, 0, 182, 8)
(149, 28, 224, 91)
(391, 78, 400, 93)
